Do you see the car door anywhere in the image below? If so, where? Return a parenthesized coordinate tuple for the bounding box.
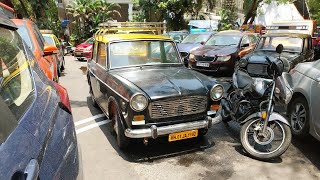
(310, 61, 320, 136)
(89, 41, 108, 111)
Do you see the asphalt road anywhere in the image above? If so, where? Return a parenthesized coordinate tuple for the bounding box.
(60, 55, 320, 180)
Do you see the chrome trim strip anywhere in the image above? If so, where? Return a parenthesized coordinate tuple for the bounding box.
(125, 115, 222, 139)
(88, 68, 129, 102)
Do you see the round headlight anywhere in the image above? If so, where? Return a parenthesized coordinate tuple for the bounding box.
(239, 58, 248, 68)
(210, 84, 224, 101)
(130, 93, 148, 112)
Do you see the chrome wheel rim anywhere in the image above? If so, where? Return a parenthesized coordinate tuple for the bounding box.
(290, 103, 307, 133)
(244, 119, 285, 155)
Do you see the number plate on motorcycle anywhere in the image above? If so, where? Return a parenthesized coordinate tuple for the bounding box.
(196, 62, 210, 67)
(168, 130, 198, 142)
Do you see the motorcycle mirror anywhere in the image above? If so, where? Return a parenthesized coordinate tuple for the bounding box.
(276, 44, 284, 54)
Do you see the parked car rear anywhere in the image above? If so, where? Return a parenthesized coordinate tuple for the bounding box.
(0, 15, 82, 179)
(11, 19, 60, 82)
(74, 37, 94, 61)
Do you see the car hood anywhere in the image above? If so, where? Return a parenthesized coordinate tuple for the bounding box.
(295, 61, 320, 80)
(76, 43, 91, 49)
(248, 51, 299, 62)
(114, 67, 212, 100)
(192, 45, 238, 56)
(177, 43, 201, 53)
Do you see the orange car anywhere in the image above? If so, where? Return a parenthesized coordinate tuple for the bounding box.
(12, 19, 59, 82)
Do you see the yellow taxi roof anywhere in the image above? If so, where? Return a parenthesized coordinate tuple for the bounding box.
(95, 34, 172, 43)
(42, 33, 56, 38)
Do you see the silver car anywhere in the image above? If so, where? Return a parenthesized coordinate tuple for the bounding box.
(287, 59, 320, 140)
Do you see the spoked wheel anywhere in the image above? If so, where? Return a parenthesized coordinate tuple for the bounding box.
(288, 97, 309, 137)
(240, 118, 292, 161)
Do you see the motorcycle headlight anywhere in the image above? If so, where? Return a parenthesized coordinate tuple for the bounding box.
(130, 93, 148, 112)
(210, 84, 224, 101)
(216, 55, 231, 62)
(189, 53, 195, 59)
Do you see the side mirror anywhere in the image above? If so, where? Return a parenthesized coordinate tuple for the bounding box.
(241, 43, 250, 48)
(44, 45, 59, 56)
(276, 44, 284, 54)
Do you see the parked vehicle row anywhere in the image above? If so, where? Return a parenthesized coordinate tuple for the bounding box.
(0, 14, 82, 179)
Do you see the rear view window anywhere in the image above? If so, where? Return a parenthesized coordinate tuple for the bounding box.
(44, 35, 55, 46)
(0, 27, 35, 144)
(16, 25, 34, 51)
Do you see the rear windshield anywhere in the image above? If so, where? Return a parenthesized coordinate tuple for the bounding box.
(43, 35, 55, 46)
(16, 25, 34, 51)
(182, 34, 211, 43)
(0, 27, 35, 144)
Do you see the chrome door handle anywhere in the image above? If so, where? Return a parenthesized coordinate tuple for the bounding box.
(24, 159, 39, 180)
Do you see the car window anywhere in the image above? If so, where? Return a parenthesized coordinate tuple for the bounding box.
(206, 35, 241, 46)
(97, 43, 106, 68)
(257, 36, 303, 53)
(182, 34, 211, 43)
(249, 35, 258, 45)
(32, 23, 45, 50)
(0, 27, 35, 144)
(109, 41, 180, 68)
(16, 25, 34, 51)
(84, 38, 94, 44)
(43, 36, 55, 46)
(240, 35, 250, 46)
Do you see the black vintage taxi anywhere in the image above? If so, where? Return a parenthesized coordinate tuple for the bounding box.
(240, 33, 314, 77)
(87, 34, 223, 149)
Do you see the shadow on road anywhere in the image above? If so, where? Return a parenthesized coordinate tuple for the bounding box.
(291, 135, 320, 170)
(85, 96, 215, 163)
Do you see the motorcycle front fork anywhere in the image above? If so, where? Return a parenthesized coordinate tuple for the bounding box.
(261, 81, 276, 134)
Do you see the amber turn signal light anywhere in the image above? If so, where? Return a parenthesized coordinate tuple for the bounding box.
(261, 111, 267, 119)
(133, 115, 145, 121)
(211, 105, 220, 111)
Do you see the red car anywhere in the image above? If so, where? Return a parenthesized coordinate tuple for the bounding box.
(74, 37, 93, 61)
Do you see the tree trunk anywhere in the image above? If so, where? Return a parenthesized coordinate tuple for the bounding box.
(18, 0, 29, 17)
(243, 0, 262, 25)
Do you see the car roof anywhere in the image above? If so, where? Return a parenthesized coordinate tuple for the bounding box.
(0, 13, 17, 30)
(263, 33, 311, 38)
(216, 30, 249, 36)
(96, 34, 172, 43)
(191, 31, 216, 35)
(42, 33, 56, 38)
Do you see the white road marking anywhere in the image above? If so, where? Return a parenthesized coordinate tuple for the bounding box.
(74, 114, 106, 127)
(76, 119, 111, 134)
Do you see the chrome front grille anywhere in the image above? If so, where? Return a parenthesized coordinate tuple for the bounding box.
(149, 96, 208, 119)
(247, 63, 268, 76)
(195, 55, 215, 62)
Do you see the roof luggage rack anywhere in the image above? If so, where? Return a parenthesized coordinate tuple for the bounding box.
(95, 22, 166, 37)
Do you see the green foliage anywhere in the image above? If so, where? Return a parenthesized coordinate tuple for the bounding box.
(218, 0, 238, 31)
(308, 0, 320, 23)
(66, 0, 120, 42)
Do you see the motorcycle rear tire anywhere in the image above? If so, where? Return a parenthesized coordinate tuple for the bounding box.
(240, 119, 292, 161)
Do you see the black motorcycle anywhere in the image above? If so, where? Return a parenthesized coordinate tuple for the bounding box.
(221, 44, 292, 160)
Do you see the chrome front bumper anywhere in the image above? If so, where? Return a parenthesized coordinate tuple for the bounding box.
(124, 115, 222, 139)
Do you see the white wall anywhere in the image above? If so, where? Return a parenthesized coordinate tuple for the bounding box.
(255, 2, 303, 26)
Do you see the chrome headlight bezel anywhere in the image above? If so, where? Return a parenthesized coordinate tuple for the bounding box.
(210, 84, 224, 101)
(130, 93, 148, 112)
(216, 55, 231, 62)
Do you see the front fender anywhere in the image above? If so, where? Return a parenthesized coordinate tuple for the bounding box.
(240, 112, 290, 126)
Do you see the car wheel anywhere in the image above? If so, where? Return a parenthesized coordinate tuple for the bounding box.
(112, 108, 130, 149)
(288, 96, 310, 137)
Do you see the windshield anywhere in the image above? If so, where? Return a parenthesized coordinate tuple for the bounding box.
(43, 35, 55, 46)
(206, 35, 241, 46)
(109, 41, 181, 68)
(0, 27, 35, 144)
(182, 34, 211, 43)
(84, 38, 94, 44)
(16, 25, 34, 51)
(257, 36, 303, 52)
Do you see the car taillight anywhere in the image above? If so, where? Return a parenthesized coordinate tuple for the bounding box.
(53, 82, 72, 114)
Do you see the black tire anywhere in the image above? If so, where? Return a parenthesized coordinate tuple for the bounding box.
(198, 128, 208, 137)
(112, 108, 130, 149)
(240, 118, 292, 161)
(288, 96, 310, 137)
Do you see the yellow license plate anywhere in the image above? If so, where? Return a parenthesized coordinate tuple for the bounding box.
(168, 130, 198, 142)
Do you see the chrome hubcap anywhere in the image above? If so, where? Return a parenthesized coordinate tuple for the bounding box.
(291, 103, 306, 132)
